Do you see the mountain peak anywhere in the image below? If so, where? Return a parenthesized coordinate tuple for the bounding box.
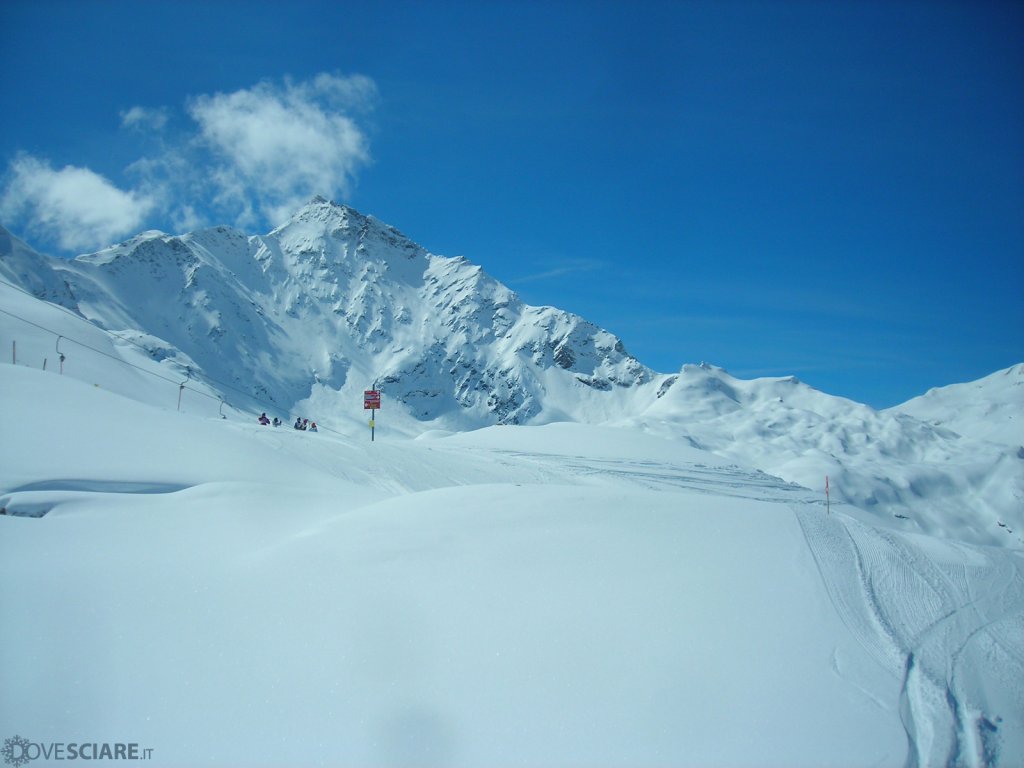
(280, 195, 361, 227)
(272, 197, 427, 270)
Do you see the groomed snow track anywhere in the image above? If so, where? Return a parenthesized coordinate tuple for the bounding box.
(794, 506, 1024, 767)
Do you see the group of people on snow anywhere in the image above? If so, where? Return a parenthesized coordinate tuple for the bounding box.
(257, 412, 317, 432)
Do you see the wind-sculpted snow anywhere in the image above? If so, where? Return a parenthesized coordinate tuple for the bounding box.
(1, 364, 1022, 767)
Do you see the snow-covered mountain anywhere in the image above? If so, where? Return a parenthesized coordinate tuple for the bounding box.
(1, 197, 651, 429)
(891, 363, 1024, 447)
(1, 197, 1021, 546)
(628, 362, 1023, 547)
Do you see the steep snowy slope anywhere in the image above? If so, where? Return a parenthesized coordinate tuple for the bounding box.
(0, 225, 78, 307)
(0, 270, 229, 418)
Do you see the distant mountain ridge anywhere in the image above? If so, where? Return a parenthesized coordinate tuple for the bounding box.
(891, 363, 1024, 447)
(1, 197, 1021, 546)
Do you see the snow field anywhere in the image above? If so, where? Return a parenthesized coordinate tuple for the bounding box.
(3, 364, 1022, 766)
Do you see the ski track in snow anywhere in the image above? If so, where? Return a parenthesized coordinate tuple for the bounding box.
(447, 447, 825, 505)
(794, 506, 1024, 768)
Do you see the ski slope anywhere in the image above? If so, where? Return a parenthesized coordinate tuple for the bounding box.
(2, 363, 1022, 767)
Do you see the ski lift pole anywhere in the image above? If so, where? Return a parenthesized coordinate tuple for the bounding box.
(177, 372, 191, 412)
(56, 336, 66, 374)
(826, 475, 830, 515)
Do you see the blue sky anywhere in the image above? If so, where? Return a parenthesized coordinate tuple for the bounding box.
(1, 0, 1021, 407)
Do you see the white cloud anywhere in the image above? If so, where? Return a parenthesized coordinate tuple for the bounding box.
(0, 154, 156, 252)
(0, 73, 377, 251)
(120, 105, 169, 131)
(187, 73, 378, 227)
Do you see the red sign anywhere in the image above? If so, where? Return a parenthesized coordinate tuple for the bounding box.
(364, 390, 381, 409)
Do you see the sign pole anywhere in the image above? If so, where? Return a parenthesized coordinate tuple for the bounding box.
(364, 389, 381, 442)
